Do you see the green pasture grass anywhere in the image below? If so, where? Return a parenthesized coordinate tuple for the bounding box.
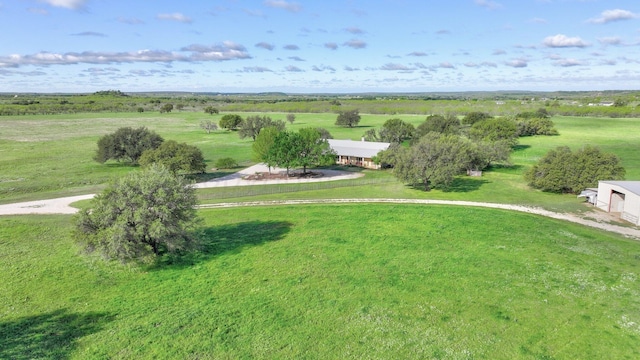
(1, 112, 639, 208)
(1, 205, 639, 359)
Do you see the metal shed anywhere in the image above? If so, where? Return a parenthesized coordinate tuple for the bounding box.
(596, 181, 640, 226)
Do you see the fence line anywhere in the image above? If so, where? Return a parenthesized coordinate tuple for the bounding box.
(198, 177, 396, 200)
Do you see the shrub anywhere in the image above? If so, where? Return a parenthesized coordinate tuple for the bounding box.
(215, 157, 238, 169)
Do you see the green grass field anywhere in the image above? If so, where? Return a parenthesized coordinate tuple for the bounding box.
(1, 205, 639, 359)
(1, 112, 639, 210)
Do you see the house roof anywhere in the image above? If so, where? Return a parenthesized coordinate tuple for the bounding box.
(327, 139, 390, 158)
(600, 181, 640, 196)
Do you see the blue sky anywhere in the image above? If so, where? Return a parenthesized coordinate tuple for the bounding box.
(1, 0, 639, 93)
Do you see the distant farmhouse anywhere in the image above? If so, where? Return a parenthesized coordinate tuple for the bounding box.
(593, 181, 640, 226)
(327, 139, 390, 170)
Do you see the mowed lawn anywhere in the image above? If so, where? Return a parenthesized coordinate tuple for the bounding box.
(1, 204, 639, 359)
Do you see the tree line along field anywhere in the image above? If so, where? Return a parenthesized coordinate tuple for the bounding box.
(1, 205, 639, 358)
(2, 91, 640, 117)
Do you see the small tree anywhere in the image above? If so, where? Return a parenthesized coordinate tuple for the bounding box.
(469, 117, 518, 146)
(462, 112, 492, 126)
(414, 114, 460, 139)
(138, 140, 207, 175)
(525, 146, 625, 193)
(219, 114, 243, 130)
(239, 115, 286, 141)
(379, 118, 415, 143)
(200, 120, 218, 134)
(215, 157, 238, 169)
(286, 113, 296, 124)
(335, 109, 361, 128)
(204, 106, 219, 115)
(296, 128, 336, 174)
(94, 127, 164, 164)
(252, 126, 281, 167)
(388, 132, 471, 191)
(160, 103, 174, 113)
(74, 165, 201, 264)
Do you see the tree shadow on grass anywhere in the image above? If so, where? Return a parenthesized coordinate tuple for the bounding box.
(0, 309, 114, 360)
(406, 177, 488, 193)
(441, 177, 489, 193)
(512, 144, 531, 152)
(186, 171, 238, 183)
(154, 220, 293, 269)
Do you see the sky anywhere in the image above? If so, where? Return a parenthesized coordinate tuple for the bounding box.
(1, 0, 640, 93)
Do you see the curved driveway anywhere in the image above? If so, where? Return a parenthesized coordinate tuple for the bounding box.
(0, 165, 638, 240)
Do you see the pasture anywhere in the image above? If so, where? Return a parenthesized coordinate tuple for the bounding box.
(1, 111, 639, 213)
(1, 205, 640, 359)
(1, 109, 640, 358)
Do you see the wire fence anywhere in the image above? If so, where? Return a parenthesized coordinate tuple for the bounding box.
(198, 177, 396, 201)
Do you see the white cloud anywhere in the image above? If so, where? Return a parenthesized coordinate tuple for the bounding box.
(311, 65, 335, 72)
(543, 34, 589, 48)
(71, 31, 106, 37)
(474, 0, 503, 10)
(554, 58, 584, 67)
(492, 49, 506, 55)
(157, 13, 192, 24)
(0, 42, 251, 68)
(283, 44, 299, 50)
(288, 56, 305, 61)
(344, 27, 365, 34)
(39, 0, 86, 10)
(324, 42, 338, 50)
(438, 62, 455, 69)
(505, 58, 528, 68)
(255, 42, 275, 51)
(264, 0, 301, 13)
(588, 9, 638, 24)
(407, 51, 428, 57)
(380, 63, 415, 71)
(242, 66, 272, 73)
(343, 39, 367, 49)
(285, 65, 303, 72)
(598, 37, 622, 46)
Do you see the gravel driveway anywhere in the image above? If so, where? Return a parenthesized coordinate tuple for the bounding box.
(0, 165, 638, 240)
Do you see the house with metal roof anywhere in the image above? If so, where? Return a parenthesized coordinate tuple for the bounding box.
(327, 139, 390, 169)
(596, 181, 640, 226)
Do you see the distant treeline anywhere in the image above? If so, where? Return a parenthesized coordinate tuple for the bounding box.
(1, 90, 639, 117)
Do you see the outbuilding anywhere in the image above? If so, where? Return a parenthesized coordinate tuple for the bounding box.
(596, 181, 640, 226)
(327, 139, 390, 170)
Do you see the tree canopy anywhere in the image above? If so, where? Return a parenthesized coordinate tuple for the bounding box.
(364, 118, 414, 143)
(239, 115, 286, 141)
(525, 146, 625, 193)
(335, 109, 361, 128)
(252, 126, 281, 166)
(414, 114, 460, 139)
(204, 106, 219, 115)
(138, 140, 207, 175)
(468, 117, 519, 146)
(200, 120, 218, 134)
(74, 165, 201, 264)
(385, 132, 471, 191)
(266, 128, 335, 175)
(94, 126, 164, 164)
(462, 112, 493, 125)
(219, 114, 243, 130)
